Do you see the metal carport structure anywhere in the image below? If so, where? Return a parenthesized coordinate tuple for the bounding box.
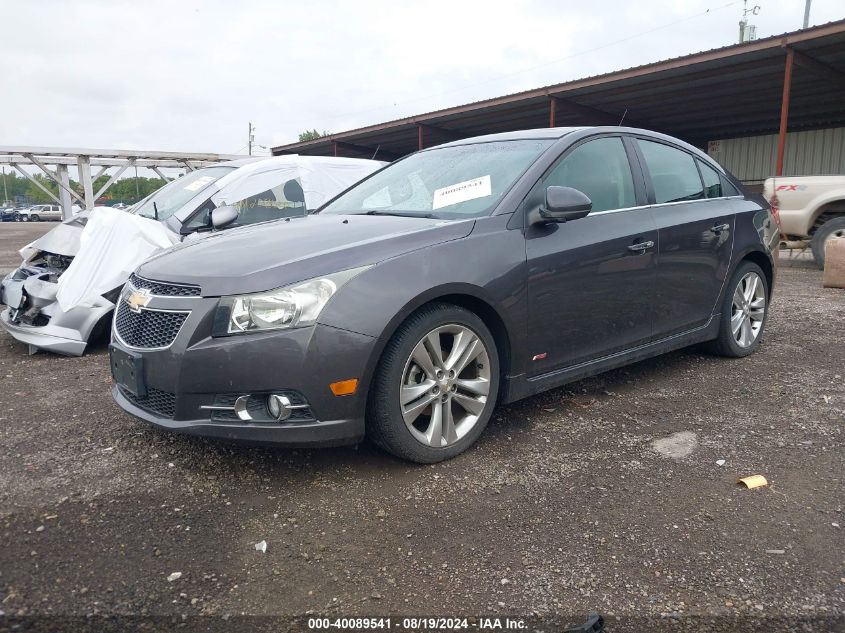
(0, 146, 245, 219)
(272, 19, 845, 179)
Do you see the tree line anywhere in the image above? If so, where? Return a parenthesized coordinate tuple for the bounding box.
(1, 170, 167, 206)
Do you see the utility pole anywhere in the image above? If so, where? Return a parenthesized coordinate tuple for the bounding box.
(739, 0, 760, 43)
(248, 122, 255, 156)
(803, 0, 812, 28)
(1, 166, 8, 205)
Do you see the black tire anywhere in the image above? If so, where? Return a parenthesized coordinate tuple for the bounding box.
(20, 215, 29, 222)
(367, 302, 500, 463)
(704, 260, 769, 358)
(810, 216, 845, 269)
(30, 214, 40, 222)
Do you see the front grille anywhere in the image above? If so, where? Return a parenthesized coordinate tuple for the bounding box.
(120, 385, 176, 418)
(128, 273, 201, 297)
(115, 301, 188, 349)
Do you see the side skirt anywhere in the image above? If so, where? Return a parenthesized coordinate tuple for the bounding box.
(502, 316, 720, 403)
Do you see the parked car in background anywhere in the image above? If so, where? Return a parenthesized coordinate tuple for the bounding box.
(109, 126, 778, 463)
(0, 155, 384, 356)
(18, 204, 63, 222)
(0, 207, 19, 222)
(764, 175, 845, 268)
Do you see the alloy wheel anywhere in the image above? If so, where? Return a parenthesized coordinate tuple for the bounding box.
(731, 271, 766, 348)
(399, 324, 491, 448)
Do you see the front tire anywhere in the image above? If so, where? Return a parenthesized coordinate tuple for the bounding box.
(810, 216, 845, 269)
(367, 303, 500, 463)
(30, 214, 40, 222)
(705, 260, 769, 358)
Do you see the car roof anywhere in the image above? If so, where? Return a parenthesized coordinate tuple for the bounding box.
(436, 127, 586, 147)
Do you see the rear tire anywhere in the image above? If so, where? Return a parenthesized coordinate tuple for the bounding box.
(704, 260, 769, 358)
(810, 216, 845, 269)
(367, 302, 499, 463)
(21, 215, 29, 222)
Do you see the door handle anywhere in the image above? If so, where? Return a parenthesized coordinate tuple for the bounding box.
(627, 240, 654, 253)
(712, 222, 730, 233)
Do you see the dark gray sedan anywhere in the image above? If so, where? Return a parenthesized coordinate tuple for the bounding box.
(110, 127, 778, 463)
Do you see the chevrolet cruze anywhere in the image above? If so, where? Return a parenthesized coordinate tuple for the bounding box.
(110, 127, 778, 463)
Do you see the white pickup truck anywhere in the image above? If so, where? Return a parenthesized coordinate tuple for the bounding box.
(764, 175, 845, 268)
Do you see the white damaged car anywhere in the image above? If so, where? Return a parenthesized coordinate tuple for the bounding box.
(0, 155, 384, 355)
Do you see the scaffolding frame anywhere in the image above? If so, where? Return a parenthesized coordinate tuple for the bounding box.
(0, 146, 245, 219)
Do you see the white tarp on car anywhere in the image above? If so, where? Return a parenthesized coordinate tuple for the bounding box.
(212, 156, 383, 211)
(48, 156, 384, 312)
(55, 207, 177, 311)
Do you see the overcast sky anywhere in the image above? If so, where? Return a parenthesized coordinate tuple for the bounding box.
(1, 0, 842, 158)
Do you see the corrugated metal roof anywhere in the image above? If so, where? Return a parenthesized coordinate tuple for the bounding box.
(273, 19, 845, 159)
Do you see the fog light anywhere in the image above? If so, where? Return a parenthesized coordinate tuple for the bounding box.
(267, 394, 293, 421)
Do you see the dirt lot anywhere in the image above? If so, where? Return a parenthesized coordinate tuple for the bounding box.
(0, 222, 842, 632)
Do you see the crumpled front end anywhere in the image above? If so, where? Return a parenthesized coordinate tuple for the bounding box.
(0, 226, 116, 356)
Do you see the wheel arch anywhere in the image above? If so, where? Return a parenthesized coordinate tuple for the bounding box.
(809, 200, 845, 235)
(734, 248, 774, 299)
(360, 284, 515, 407)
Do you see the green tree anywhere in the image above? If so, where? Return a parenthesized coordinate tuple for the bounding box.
(298, 129, 330, 142)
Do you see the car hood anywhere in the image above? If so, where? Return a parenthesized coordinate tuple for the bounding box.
(137, 214, 475, 296)
(20, 212, 90, 260)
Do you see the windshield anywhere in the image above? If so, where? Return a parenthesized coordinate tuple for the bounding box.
(320, 140, 553, 219)
(134, 166, 235, 220)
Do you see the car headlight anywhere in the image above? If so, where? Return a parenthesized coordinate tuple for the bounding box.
(213, 266, 369, 336)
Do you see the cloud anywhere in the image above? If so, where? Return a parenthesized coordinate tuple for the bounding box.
(1, 0, 842, 158)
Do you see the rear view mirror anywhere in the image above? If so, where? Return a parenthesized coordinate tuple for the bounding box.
(533, 186, 592, 224)
(211, 205, 239, 229)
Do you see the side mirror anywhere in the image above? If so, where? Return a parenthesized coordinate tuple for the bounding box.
(211, 205, 239, 229)
(532, 186, 592, 224)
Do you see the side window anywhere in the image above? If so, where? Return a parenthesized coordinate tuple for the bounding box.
(542, 137, 636, 212)
(232, 178, 306, 226)
(697, 160, 723, 198)
(638, 140, 705, 204)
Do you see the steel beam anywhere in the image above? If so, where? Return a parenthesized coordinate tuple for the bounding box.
(0, 145, 244, 161)
(78, 156, 94, 210)
(0, 156, 233, 169)
(94, 160, 133, 200)
(23, 152, 85, 206)
(11, 164, 61, 205)
(787, 46, 845, 89)
(56, 164, 73, 220)
(151, 166, 171, 182)
(776, 48, 795, 176)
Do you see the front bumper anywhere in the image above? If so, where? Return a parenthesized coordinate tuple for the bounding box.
(109, 293, 376, 447)
(112, 384, 364, 446)
(0, 303, 114, 356)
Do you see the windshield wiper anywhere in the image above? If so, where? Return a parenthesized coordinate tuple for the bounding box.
(360, 210, 438, 219)
(153, 201, 159, 221)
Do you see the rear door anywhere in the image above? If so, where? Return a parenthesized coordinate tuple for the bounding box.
(633, 138, 734, 338)
(525, 135, 658, 374)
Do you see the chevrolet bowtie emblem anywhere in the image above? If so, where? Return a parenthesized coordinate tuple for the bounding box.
(125, 288, 152, 313)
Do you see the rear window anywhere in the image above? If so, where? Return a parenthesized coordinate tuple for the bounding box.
(638, 140, 705, 204)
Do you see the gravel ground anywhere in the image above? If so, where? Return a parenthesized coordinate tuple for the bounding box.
(0, 223, 842, 632)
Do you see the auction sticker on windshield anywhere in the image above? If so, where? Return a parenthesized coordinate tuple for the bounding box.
(184, 176, 216, 192)
(432, 175, 491, 210)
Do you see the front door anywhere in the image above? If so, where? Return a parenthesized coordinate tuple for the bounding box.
(525, 136, 658, 375)
(634, 139, 734, 338)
